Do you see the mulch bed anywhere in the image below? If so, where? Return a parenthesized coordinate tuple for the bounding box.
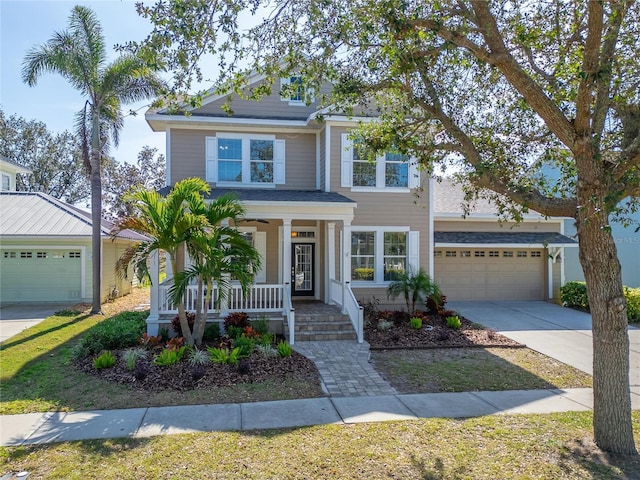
(365, 313, 524, 350)
(75, 349, 321, 393)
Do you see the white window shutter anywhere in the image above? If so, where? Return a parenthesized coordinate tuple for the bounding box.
(274, 139, 286, 184)
(205, 137, 217, 182)
(341, 133, 353, 188)
(254, 232, 267, 283)
(408, 231, 420, 272)
(408, 158, 420, 188)
(280, 78, 290, 101)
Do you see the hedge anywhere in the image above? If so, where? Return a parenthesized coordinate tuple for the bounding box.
(560, 281, 640, 323)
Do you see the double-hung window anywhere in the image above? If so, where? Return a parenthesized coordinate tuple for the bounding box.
(341, 134, 419, 190)
(206, 134, 285, 186)
(280, 76, 314, 105)
(1, 174, 10, 191)
(350, 228, 419, 283)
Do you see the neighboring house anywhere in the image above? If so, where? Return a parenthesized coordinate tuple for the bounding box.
(432, 179, 576, 302)
(0, 191, 146, 305)
(0, 156, 31, 192)
(144, 74, 576, 341)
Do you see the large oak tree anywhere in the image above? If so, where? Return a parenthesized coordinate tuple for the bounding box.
(133, 0, 639, 454)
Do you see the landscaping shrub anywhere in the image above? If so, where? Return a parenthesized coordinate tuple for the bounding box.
(203, 323, 221, 341)
(377, 320, 393, 331)
(170, 311, 195, 337)
(625, 287, 640, 323)
(224, 311, 250, 329)
(153, 346, 186, 366)
(232, 335, 256, 358)
(208, 346, 241, 364)
(251, 316, 270, 335)
(77, 311, 146, 357)
(360, 296, 380, 325)
(446, 315, 461, 329)
(560, 281, 589, 309)
(122, 347, 147, 371)
(561, 281, 640, 322)
(277, 340, 293, 357)
(187, 348, 210, 366)
(226, 325, 244, 339)
(410, 317, 423, 329)
(391, 310, 409, 326)
(93, 351, 116, 369)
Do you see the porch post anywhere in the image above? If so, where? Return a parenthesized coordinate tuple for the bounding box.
(327, 222, 336, 304)
(342, 220, 352, 314)
(283, 218, 292, 289)
(147, 249, 160, 335)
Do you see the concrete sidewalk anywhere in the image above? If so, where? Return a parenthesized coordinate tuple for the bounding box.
(448, 301, 640, 387)
(2, 388, 639, 446)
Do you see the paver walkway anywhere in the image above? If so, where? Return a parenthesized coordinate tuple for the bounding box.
(293, 340, 397, 396)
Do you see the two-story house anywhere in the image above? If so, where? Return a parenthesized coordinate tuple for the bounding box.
(144, 75, 575, 343)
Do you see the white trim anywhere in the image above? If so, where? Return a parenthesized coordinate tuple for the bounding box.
(0, 244, 87, 300)
(165, 128, 171, 186)
(325, 124, 331, 192)
(434, 243, 578, 248)
(434, 213, 560, 222)
(315, 132, 321, 190)
(350, 226, 412, 285)
(350, 187, 410, 194)
(147, 114, 309, 131)
(428, 176, 435, 278)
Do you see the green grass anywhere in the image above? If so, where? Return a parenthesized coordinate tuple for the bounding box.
(1, 412, 638, 479)
(0, 308, 320, 414)
(371, 348, 593, 393)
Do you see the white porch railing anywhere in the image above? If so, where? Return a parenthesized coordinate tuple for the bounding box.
(329, 278, 342, 306)
(344, 281, 364, 343)
(158, 281, 284, 315)
(283, 282, 295, 345)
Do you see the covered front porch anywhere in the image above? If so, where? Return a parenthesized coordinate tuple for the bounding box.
(145, 189, 363, 344)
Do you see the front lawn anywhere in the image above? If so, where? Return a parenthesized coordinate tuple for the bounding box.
(1, 412, 639, 479)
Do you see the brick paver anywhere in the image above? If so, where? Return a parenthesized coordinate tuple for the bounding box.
(294, 340, 397, 397)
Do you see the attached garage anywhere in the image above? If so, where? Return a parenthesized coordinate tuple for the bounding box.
(0, 248, 84, 302)
(433, 232, 577, 301)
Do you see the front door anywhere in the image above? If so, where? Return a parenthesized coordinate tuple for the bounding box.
(291, 243, 314, 296)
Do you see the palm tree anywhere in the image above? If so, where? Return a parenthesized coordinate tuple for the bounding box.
(113, 178, 210, 346)
(172, 194, 262, 346)
(22, 6, 164, 313)
(387, 268, 441, 316)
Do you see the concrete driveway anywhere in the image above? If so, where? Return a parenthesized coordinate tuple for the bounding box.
(448, 301, 640, 388)
(0, 303, 70, 342)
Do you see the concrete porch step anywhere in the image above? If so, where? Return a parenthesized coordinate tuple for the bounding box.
(293, 331, 358, 341)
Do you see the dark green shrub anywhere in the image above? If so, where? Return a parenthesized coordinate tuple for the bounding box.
(226, 325, 244, 339)
(560, 281, 589, 309)
(170, 311, 195, 337)
(203, 323, 221, 341)
(251, 316, 270, 335)
(78, 311, 146, 357)
(224, 311, 250, 329)
(233, 335, 255, 358)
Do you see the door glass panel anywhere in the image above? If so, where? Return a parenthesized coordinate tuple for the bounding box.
(294, 244, 313, 291)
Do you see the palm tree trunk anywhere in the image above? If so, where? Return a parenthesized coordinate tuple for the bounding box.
(90, 111, 102, 314)
(170, 254, 195, 345)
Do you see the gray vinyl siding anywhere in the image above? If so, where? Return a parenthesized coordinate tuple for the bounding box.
(434, 220, 561, 233)
(191, 83, 333, 120)
(169, 129, 317, 189)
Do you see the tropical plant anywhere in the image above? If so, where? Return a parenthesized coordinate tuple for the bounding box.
(122, 347, 147, 371)
(22, 5, 164, 313)
(446, 316, 462, 330)
(387, 268, 441, 316)
(187, 348, 210, 367)
(409, 317, 423, 329)
(255, 343, 278, 358)
(113, 177, 211, 346)
(277, 341, 293, 358)
(93, 351, 116, 369)
(153, 346, 186, 366)
(207, 346, 241, 365)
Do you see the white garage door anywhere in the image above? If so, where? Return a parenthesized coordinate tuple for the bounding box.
(434, 248, 545, 301)
(0, 249, 82, 303)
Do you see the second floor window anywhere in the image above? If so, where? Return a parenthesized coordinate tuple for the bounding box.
(206, 134, 285, 186)
(341, 133, 418, 191)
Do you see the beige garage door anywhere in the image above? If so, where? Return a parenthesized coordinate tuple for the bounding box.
(434, 248, 545, 301)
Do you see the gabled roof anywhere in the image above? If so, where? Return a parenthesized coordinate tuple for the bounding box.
(0, 192, 147, 241)
(433, 178, 545, 219)
(157, 187, 356, 205)
(434, 231, 577, 247)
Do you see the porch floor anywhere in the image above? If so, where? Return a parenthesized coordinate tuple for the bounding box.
(293, 340, 397, 397)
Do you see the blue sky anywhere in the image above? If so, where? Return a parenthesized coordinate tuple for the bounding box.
(1, 1, 168, 164)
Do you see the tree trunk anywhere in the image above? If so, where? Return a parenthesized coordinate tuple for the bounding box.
(576, 152, 637, 454)
(90, 112, 102, 314)
(170, 253, 195, 346)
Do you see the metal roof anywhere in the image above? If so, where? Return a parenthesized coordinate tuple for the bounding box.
(434, 231, 577, 246)
(0, 192, 147, 241)
(157, 187, 356, 204)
